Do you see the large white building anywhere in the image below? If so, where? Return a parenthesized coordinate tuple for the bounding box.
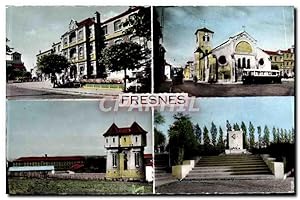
(36, 7, 148, 82)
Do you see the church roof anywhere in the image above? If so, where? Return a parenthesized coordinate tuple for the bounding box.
(263, 50, 280, 55)
(195, 27, 214, 34)
(212, 30, 257, 52)
(103, 122, 147, 136)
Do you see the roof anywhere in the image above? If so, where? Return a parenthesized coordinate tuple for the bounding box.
(195, 27, 214, 34)
(77, 18, 95, 28)
(101, 6, 141, 24)
(8, 166, 54, 172)
(14, 156, 85, 162)
(103, 122, 147, 136)
(263, 50, 280, 56)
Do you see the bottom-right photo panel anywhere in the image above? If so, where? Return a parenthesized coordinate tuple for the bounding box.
(154, 96, 295, 194)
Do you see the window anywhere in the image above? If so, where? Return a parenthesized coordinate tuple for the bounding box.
(90, 63, 94, 74)
(79, 46, 83, 58)
(89, 44, 94, 52)
(259, 58, 264, 65)
(113, 138, 115, 143)
(79, 66, 84, 75)
(89, 26, 94, 38)
(114, 20, 122, 32)
(102, 25, 108, 35)
(218, 55, 227, 65)
(69, 32, 76, 43)
(64, 37, 68, 45)
(207, 36, 210, 42)
(203, 36, 205, 41)
(242, 57, 246, 68)
(135, 136, 138, 143)
(237, 58, 241, 68)
(247, 59, 250, 69)
(124, 138, 126, 142)
(78, 30, 83, 40)
(106, 138, 108, 143)
(112, 153, 117, 167)
(134, 152, 140, 167)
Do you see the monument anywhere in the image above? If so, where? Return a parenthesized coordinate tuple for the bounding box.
(225, 130, 246, 154)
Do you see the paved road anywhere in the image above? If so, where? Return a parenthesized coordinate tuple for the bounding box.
(159, 81, 294, 97)
(6, 85, 101, 99)
(156, 178, 295, 194)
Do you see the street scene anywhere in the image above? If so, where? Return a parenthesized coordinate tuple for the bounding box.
(154, 6, 295, 96)
(6, 6, 151, 99)
(6, 100, 153, 194)
(154, 97, 295, 194)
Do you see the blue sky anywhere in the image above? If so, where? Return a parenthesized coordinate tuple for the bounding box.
(157, 97, 294, 141)
(6, 100, 152, 160)
(156, 6, 294, 66)
(6, 6, 129, 71)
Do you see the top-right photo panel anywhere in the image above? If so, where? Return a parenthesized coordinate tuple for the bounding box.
(153, 6, 295, 97)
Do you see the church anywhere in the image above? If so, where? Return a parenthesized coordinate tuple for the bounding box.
(194, 27, 271, 83)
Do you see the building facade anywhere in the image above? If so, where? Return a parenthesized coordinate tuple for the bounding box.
(183, 61, 194, 80)
(103, 122, 147, 181)
(36, 7, 147, 82)
(194, 28, 272, 82)
(12, 156, 85, 171)
(264, 46, 295, 77)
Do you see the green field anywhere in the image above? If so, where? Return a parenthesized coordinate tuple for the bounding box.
(8, 177, 153, 195)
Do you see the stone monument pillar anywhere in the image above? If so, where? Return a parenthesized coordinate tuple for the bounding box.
(225, 130, 246, 154)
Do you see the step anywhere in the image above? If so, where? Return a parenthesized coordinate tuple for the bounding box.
(184, 174, 275, 181)
(155, 174, 176, 181)
(190, 167, 270, 173)
(196, 162, 266, 167)
(187, 170, 272, 177)
(155, 178, 178, 188)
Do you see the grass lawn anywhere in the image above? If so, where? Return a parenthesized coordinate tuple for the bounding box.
(8, 177, 153, 195)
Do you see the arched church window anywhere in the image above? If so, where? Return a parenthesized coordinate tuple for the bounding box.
(237, 58, 241, 68)
(259, 58, 264, 65)
(247, 59, 250, 68)
(207, 36, 210, 42)
(218, 55, 227, 65)
(242, 58, 246, 68)
(203, 36, 205, 41)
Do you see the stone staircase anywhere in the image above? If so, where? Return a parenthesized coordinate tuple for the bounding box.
(184, 154, 274, 180)
(155, 153, 177, 187)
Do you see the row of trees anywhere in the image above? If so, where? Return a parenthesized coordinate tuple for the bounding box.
(37, 7, 151, 92)
(154, 111, 295, 165)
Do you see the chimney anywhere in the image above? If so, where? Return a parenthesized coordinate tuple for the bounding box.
(39, 50, 41, 54)
(45, 154, 48, 157)
(94, 11, 100, 24)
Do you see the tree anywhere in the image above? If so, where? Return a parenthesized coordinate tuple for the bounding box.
(154, 110, 166, 151)
(284, 129, 288, 143)
(248, 122, 255, 149)
(280, 128, 285, 143)
(272, 126, 277, 144)
(291, 128, 295, 143)
(38, 54, 70, 76)
(194, 124, 202, 145)
(100, 42, 147, 91)
(233, 123, 240, 131)
(123, 7, 151, 41)
(6, 38, 13, 54)
(122, 7, 151, 92)
(203, 126, 210, 148)
(276, 128, 281, 143)
(263, 125, 270, 147)
(168, 113, 198, 165)
(226, 120, 232, 148)
(226, 120, 232, 131)
(154, 110, 165, 125)
(210, 122, 217, 146)
(155, 129, 166, 152)
(287, 129, 292, 144)
(217, 127, 225, 150)
(257, 126, 262, 149)
(241, 121, 248, 149)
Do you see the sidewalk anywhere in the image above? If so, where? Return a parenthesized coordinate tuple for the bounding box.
(8, 81, 122, 98)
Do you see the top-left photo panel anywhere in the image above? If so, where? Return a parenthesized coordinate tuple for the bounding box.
(6, 6, 151, 100)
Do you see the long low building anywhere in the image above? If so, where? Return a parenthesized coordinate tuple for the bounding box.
(8, 166, 55, 177)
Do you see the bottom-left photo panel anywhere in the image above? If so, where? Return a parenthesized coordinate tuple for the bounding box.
(6, 100, 153, 195)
